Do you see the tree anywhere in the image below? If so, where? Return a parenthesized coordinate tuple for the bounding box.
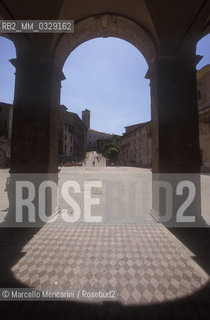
(102, 143, 120, 163)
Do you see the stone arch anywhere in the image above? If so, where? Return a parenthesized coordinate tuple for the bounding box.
(54, 14, 157, 69)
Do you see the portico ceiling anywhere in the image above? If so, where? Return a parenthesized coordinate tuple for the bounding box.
(0, 0, 209, 63)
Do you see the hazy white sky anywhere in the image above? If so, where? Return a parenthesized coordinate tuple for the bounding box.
(0, 34, 209, 135)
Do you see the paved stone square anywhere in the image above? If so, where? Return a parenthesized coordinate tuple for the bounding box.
(9, 219, 208, 305)
(0, 166, 209, 306)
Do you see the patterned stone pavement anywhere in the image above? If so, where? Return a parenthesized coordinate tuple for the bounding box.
(10, 217, 209, 305)
(0, 167, 210, 308)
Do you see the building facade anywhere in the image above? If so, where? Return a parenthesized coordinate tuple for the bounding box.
(87, 129, 114, 151)
(59, 105, 87, 163)
(0, 102, 13, 167)
(59, 122, 74, 164)
(197, 65, 210, 172)
(120, 121, 152, 168)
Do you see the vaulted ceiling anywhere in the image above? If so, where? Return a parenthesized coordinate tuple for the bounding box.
(0, 0, 209, 64)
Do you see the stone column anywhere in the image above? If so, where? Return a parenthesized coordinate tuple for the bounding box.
(5, 58, 65, 227)
(10, 58, 65, 173)
(146, 55, 205, 226)
(147, 55, 201, 173)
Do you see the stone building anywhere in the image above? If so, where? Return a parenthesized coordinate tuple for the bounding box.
(0, 102, 13, 167)
(87, 129, 114, 151)
(197, 65, 210, 171)
(59, 105, 87, 163)
(120, 121, 152, 168)
(59, 123, 74, 164)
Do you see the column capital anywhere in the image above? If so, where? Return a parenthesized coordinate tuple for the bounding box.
(145, 55, 202, 80)
(10, 57, 65, 81)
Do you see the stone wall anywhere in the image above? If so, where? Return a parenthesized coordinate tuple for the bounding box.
(199, 108, 210, 171)
(0, 136, 10, 168)
(197, 65, 210, 172)
(120, 121, 152, 168)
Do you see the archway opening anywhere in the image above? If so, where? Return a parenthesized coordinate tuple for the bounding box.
(60, 37, 151, 167)
(55, 37, 155, 306)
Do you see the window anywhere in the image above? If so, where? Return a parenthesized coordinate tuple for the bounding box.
(198, 89, 201, 100)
